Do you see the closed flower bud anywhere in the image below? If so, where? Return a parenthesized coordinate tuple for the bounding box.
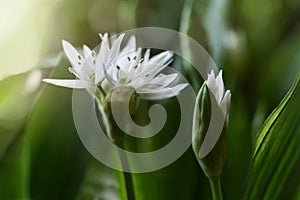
(192, 70, 231, 178)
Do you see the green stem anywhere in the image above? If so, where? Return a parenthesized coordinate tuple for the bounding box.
(209, 177, 223, 200)
(117, 142, 135, 200)
(96, 93, 135, 200)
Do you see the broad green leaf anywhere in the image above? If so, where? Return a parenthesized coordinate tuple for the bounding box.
(244, 75, 300, 199)
(25, 58, 124, 200)
(0, 133, 30, 199)
(0, 70, 48, 159)
(25, 59, 91, 200)
(0, 69, 51, 199)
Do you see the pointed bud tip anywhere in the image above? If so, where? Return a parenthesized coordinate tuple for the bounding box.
(61, 39, 69, 47)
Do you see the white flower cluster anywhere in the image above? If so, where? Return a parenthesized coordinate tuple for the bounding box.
(43, 33, 188, 100)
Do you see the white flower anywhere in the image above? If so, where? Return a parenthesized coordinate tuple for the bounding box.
(205, 70, 231, 117)
(43, 33, 130, 94)
(43, 33, 187, 100)
(102, 48, 188, 100)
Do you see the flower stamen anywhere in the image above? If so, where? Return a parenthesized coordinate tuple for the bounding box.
(68, 67, 80, 78)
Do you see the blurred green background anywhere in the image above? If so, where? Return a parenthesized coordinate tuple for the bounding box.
(0, 0, 300, 199)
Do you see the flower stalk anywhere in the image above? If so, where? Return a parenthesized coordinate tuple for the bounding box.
(117, 141, 136, 200)
(209, 177, 223, 200)
(95, 92, 136, 200)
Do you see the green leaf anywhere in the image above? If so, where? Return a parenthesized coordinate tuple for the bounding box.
(0, 69, 51, 199)
(244, 75, 300, 199)
(0, 132, 30, 199)
(25, 58, 126, 200)
(0, 70, 47, 159)
(25, 59, 91, 200)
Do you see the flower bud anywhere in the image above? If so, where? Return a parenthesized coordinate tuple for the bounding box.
(192, 70, 231, 178)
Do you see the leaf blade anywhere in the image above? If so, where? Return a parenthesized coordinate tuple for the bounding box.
(245, 75, 300, 200)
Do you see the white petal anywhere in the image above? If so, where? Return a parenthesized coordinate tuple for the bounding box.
(95, 62, 104, 85)
(127, 35, 136, 51)
(98, 34, 110, 64)
(142, 73, 178, 89)
(108, 33, 125, 63)
(83, 45, 92, 58)
(130, 54, 173, 83)
(206, 70, 215, 85)
(132, 62, 169, 86)
(220, 90, 231, 116)
(103, 65, 118, 86)
(121, 35, 136, 55)
(148, 51, 173, 66)
(108, 64, 120, 82)
(128, 63, 160, 88)
(206, 70, 220, 104)
(62, 40, 82, 68)
(118, 49, 142, 74)
(137, 83, 188, 100)
(43, 79, 94, 89)
(136, 83, 161, 90)
(215, 70, 224, 102)
(81, 51, 96, 77)
(144, 49, 151, 62)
